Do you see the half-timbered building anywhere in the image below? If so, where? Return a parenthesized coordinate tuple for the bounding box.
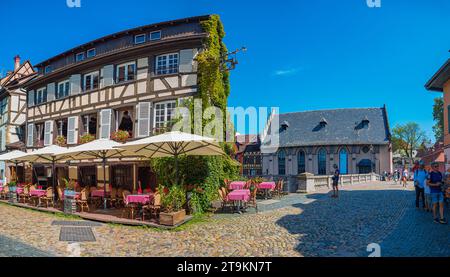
(23, 15, 209, 191)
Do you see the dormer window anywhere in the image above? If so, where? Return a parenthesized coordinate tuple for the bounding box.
(44, 65, 52, 74)
(150, 31, 161, 41)
(134, 34, 146, 44)
(319, 117, 328, 127)
(362, 116, 370, 128)
(87, 48, 96, 58)
(76, 52, 85, 62)
(281, 121, 290, 130)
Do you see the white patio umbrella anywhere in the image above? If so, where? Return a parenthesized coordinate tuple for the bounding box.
(55, 139, 139, 209)
(15, 145, 71, 202)
(0, 150, 28, 183)
(116, 131, 225, 184)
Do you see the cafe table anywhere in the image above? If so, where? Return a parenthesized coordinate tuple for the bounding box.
(30, 189, 47, 206)
(229, 181, 247, 190)
(91, 190, 108, 198)
(227, 189, 250, 214)
(16, 187, 24, 195)
(257, 182, 276, 199)
(126, 194, 153, 205)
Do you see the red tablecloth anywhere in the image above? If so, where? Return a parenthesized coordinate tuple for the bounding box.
(126, 194, 153, 205)
(91, 190, 108, 198)
(30, 190, 47, 197)
(258, 182, 276, 190)
(0, 186, 3, 192)
(16, 187, 24, 194)
(229, 181, 247, 190)
(227, 189, 250, 202)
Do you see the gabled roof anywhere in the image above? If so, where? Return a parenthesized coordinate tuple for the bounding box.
(0, 60, 36, 90)
(264, 107, 391, 148)
(425, 59, 450, 92)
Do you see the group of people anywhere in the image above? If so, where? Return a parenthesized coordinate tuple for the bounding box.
(384, 169, 410, 187)
(413, 161, 448, 225)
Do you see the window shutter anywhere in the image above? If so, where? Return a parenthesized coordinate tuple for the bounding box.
(44, 121, 53, 146)
(67, 116, 78, 145)
(100, 109, 112, 139)
(101, 65, 114, 88)
(179, 49, 196, 73)
(27, 124, 34, 147)
(47, 83, 56, 102)
(28, 90, 35, 107)
(137, 102, 151, 138)
(69, 74, 81, 95)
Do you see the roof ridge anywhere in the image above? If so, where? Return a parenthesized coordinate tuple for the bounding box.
(277, 107, 383, 116)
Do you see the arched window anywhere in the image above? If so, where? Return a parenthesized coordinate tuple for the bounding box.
(298, 151, 306, 174)
(339, 148, 348, 175)
(318, 148, 327, 175)
(278, 150, 286, 175)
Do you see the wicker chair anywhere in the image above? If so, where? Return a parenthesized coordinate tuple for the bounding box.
(88, 187, 101, 208)
(42, 188, 54, 208)
(121, 190, 137, 219)
(107, 187, 118, 208)
(116, 188, 124, 208)
(0, 185, 9, 199)
(246, 186, 258, 213)
(76, 189, 90, 213)
(18, 185, 30, 203)
(142, 193, 161, 221)
(273, 180, 286, 199)
(56, 186, 64, 209)
(218, 189, 234, 212)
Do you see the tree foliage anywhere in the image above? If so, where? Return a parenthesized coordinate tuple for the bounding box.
(392, 122, 427, 159)
(432, 97, 444, 141)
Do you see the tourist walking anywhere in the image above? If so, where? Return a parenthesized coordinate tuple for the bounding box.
(413, 161, 427, 210)
(332, 164, 340, 198)
(402, 168, 409, 188)
(424, 170, 432, 212)
(393, 170, 400, 183)
(427, 162, 448, 224)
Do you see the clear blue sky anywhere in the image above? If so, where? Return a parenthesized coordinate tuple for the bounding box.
(1, 0, 449, 139)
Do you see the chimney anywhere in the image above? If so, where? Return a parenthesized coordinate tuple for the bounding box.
(14, 55, 21, 71)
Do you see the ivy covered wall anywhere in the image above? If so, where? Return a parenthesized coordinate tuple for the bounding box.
(151, 15, 239, 214)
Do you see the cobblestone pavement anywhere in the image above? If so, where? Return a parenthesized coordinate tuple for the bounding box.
(0, 182, 448, 257)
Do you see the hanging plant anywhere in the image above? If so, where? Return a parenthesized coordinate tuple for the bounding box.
(55, 136, 67, 146)
(111, 130, 130, 143)
(80, 133, 95, 144)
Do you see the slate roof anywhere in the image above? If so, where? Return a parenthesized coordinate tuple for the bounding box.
(265, 107, 391, 148)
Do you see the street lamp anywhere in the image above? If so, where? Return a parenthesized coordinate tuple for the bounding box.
(221, 47, 247, 72)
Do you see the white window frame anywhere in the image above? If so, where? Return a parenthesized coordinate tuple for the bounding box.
(134, 34, 146, 44)
(115, 62, 136, 83)
(153, 100, 176, 130)
(56, 80, 70, 99)
(83, 71, 100, 92)
(36, 87, 47, 105)
(156, 53, 179, 75)
(150, 31, 161, 41)
(76, 52, 85, 62)
(87, 48, 96, 58)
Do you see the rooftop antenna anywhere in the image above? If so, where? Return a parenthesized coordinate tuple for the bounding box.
(221, 47, 247, 72)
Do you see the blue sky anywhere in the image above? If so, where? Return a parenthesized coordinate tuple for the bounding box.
(1, 0, 449, 139)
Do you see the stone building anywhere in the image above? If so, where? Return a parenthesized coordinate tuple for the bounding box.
(261, 107, 393, 177)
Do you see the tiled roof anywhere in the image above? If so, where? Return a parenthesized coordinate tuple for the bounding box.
(265, 107, 391, 148)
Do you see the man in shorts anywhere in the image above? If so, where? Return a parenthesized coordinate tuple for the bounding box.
(427, 162, 448, 224)
(332, 164, 340, 198)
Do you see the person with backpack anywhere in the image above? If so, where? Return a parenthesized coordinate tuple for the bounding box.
(427, 162, 448, 224)
(413, 161, 427, 210)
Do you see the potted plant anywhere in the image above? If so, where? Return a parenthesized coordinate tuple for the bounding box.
(80, 133, 95, 144)
(55, 135, 67, 146)
(159, 185, 187, 226)
(7, 181, 17, 193)
(111, 130, 130, 143)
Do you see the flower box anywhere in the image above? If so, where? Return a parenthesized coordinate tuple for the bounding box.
(159, 209, 186, 226)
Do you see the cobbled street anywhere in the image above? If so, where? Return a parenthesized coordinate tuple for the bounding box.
(0, 182, 448, 257)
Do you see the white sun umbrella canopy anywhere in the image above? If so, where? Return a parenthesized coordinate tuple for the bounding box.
(55, 139, 141, 209)
(118, 131, 225, 158)
(15, 145, 71, 202)
(117, 131, 226, 185)
(0, 150, 28, 183)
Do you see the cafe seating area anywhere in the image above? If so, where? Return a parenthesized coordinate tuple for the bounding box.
(219, 179, 286, 214)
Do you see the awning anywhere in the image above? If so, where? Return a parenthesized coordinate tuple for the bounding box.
(357, 159, 373, 167)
